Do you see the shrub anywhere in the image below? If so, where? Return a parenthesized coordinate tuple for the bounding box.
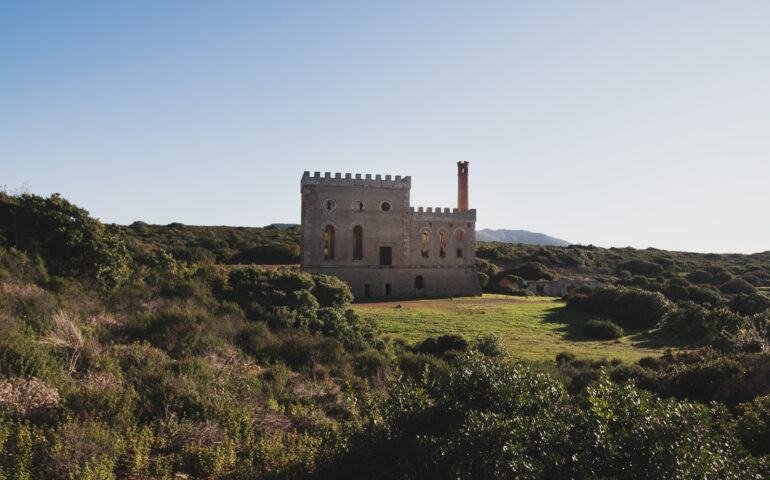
(663, 283, 690, 302)
(720, 277, 757, 295)
(0, 416, 48, 479)
(687, 284, 722, 305)
(661, 302, 710, 337)
(664, 356, 746, 405)
(713, 271, 735, 284)
(477, 271, 490, 289)
(418, 334, 469, 356)
(567, 286, 672, 328)
(230, 242, 299, 264)
(275, 335, 347, 371)
(316, 307, 382, 349)
(735, 394, 770, 456)
(506, 262, 556, 280)
(397, 351, 450, 380)
(474, 334, 509, 358)
(178, 440, 237, 478)
(475, 257, 499, 278)
(581, 319, 624, 340)
(224, 266, 316, 320)
(686, 270, 714, 284)
(0, 327, 62, 383)
(729, 293, 770, 315)
(510, 288, 535, 297)
(236, 322, 276, 359)
(46, 420, 123, 480)
(354, 350, 391, 388)
(618, 259, 664, 276)
(126, 307, 209, 358)
(623, 275, 648, 287)
(0, 192, 132, 288)
(311, 274, 353, 308)
(0, 376, 60, 418)
(556, 351, 577, 365)
(502, 274, 525, 288)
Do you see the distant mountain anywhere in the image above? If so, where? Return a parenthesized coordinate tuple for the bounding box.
(476, 229, 570, 247)
(267, 223, 299, 228)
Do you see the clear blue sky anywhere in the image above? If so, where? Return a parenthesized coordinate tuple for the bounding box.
(2, 1, 769, 253)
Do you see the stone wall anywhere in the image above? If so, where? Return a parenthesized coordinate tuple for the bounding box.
(300, 171, 481, 299)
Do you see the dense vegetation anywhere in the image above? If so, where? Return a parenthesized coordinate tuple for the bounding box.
(122, 221, 300, 266)
(1, 192, 770, 478)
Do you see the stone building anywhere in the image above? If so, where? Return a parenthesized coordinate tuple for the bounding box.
(300, 163, 482, 299)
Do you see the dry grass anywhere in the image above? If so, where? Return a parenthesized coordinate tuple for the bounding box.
(39, 310, 84, 372)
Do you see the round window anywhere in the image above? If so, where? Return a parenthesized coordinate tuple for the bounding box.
(380, 201, 391, 212)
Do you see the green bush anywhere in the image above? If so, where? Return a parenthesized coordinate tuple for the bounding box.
(0, 327, 62, 383)
(477, 271, 490, 289)
(735, 394, 770, 456)
(505, 262, 556, 280)
(661, 301, 710, 337)
(687, 284, 722, 305)
(418, 334, 469, 356)
(474, 334, 509, 358)
(663, 283, 690, 302)
(274, 335, 347, 372)
(581, 319, 624, 339)
(686, 270, 714, 284)
(618, 259, 664, 276)
(556, 351, 577, 365)
(311, 274, 353, 308)
(236, 322, 276, 359)
(354, 350, 391, 387)
(126, 307, 209, 358)
(0, 193, 132, 289)
(720, 277, 757, 295)
(397, 351, 451, 380)
(230, 242, 299, 264)
(567, 286, 672, 328)
(729, 293, 770, 315)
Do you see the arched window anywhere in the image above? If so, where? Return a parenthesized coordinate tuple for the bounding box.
(324, 225, 335, 259)
(421, 229, 430, 257)
(414, 275, 425, 290)
(456, 229, 465, 258)
(456, 230, 464, 241)
(439, 230, 447, 258)
(353, 225, 363, 260)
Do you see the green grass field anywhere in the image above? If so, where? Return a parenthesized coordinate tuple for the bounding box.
(354, 294, 688, 362)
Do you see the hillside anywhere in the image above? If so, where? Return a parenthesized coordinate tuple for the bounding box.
(2, 192, 770, 478)
(476, 228, 570, 246)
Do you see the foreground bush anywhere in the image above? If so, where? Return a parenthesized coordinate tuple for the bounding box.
(317, 354, 755, 479)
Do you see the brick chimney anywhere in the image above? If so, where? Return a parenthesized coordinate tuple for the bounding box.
(457, 161, 469, 211)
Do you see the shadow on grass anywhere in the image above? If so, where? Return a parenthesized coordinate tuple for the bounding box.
(541, 305, 698, 351)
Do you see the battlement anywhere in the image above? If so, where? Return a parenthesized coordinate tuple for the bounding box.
(301, 171, 411, 189)
(410, 206, 476, 220)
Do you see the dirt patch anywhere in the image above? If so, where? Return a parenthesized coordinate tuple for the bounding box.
(354, 297, 554, 310)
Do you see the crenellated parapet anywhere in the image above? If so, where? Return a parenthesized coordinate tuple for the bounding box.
(301, 171, 411, 189)
(410, 206, 476, 220)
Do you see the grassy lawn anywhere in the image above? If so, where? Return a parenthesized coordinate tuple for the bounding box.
(354, 294, 687, 363)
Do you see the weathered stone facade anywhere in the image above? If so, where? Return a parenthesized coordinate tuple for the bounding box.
(300, 167, 481, 299)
